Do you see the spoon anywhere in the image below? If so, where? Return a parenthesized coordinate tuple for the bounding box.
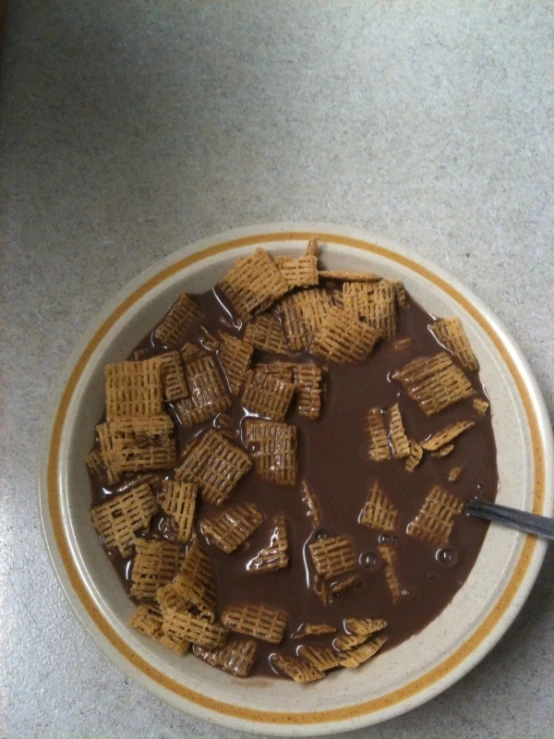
(466, 497, 554, 542)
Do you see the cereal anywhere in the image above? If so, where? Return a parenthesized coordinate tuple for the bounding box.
(379, 545, 401, 603)
(291, 623, 336, 639)
(218, 248, 289, 319)
(162, 609, 228, 649)
(343, 618, 387, 637)
(431, 443, 455, 458)
(194, 640, 258, 678)
(244, 420, 298, 486)
(298, 645, 340, 671)
(389, 337, 413, 352)
(159, 481, 198, 543)
(200, 503, 264, 554)
(173, 538, 217, 619)
(365, 408, 391, 462)
(241, 369, 295, 421)
(448, 464, 464, 482)
(90, 484, 158, 556)
(246, 514, 289, 573)
(473, 397, 490, 416)
(292, 363, 324, 419)
(218, 332, 254, 395)
(333, 632, 368, 651)
(305, 238, 319, 256)
(407, 485, 464, 546)
(222, 603, 287, 644)
(272, 654, 325, 683)
(392, 352, 475, 415)
(181, 342, 205, 362)
(130, 540, 183, 601)
(158, 351, 188, 401)
(338, 635, 387, 668)
(311, 306, 380, 363)
(319, 269, 380, 281)
(392, 280, 408, 309)
(277, 288, 334, 351)
(301, 481, 322, 530)
(343, 280, 397, 339)
(175, 356, 231, 427)
(86, 449, 119, 485)
(99, 414, 176, 474)
(404, 439, 424, 472)
(329, 574, 357, 595)
(275, 254, 319, 288)
(312, 574, 331, 606)
(105, 359, 164, 419)
(175, 430, 252, 505)
(309, 535, 357, 579)
(157, 632, 191, 655)
(360, 481, 398, 532)
(420, 420, 475, 451)
(430, 318, 479, 372)
(154, 293, 202, 348)
(129, 603, 163, 638)
(157, 582, 188, 613)
(388, 403, 410, 459)
(242, 314, 293, 355)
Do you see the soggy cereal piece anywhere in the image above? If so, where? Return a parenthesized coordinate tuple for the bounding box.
(379, 546, 401, 603)
(90, 484, 158, 556)
(431, 444, 454, 458)
(319, 269, 380, 281)
(389, 337, 413, 352)
(105, 413, 176, 473)
(392, 280, 408, 309)
(421, 420, 475, 451)
(392, 352, 475, 415)
(159, 351, 189, 401)
(217, 639, 258, 678)
(360, 481, 398, 532)
(275, 254, 319, 288)
(157, 582, 189, 613)
(191, 643, 220, 667)
(365, 408, 391, 462)
(292, 363, 324, 419)
(242, 314, 293, 355)
(218, 333, 254, 395)
(154, 293, 203, 348)
(241, 369, 296, 421)
(311, 307, 380, 363)
(333, 632, 369, 651)
(244, 420, 298, 486)
(292, 623, 336, 639)
(473, 397, 490, 416)
(343, 280, 397, 339)
(129, 603, 163, 638)
(298, 645, 340, 671)
(200, 503, 264, 554)
(222, 603, 287, 644)
(86, 449, 119, 485)
(312, 574, 331, 605)
(407, 485, 464, 546)
(272, 654, 325, 683)
(338, 635, 387, 668)
(218, 248, 289, 319)
(388, 403, 410, 459)
(105, 359, 164, 419)
(247, 514, 289, 573)
(301, 481, 322, 530)
(404, 439, 423, 472)
(175, 356, 231, 427)
(162, 609, 228, 649)
(252, 361, 293, 382)
(344, 618, 387, 637)
(130, 539, 183, 601)
(173, 539, 217, 618)
(175, 429, 252, 505)
(159, 481, 198, 543)
(329, 574, 357, 595)
(181, 342, 205, 362)
(277, 288, 335, 351)
(448, 464, 464, 482)
(430, 318, 479, 372)
(309, 535, 357, 579)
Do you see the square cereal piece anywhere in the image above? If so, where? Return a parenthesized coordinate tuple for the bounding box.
(173, 538, 217, 618)
(430, 318, 479, 372)
(292, 363, 324, 419)
(333, 630, 369, 651)
(153, 293, 203, 348)
(218, 248, 289, 320)
(215, 639, 258, 678)
(309, 535, 357, 579)
(105, 359, 164, 419)
(86, 449, 120, 486)
(242, 314, 293, 355)
(338, 635, 387, 668)
(343, 280, 397, 340)
(221, 603, 287, 644)
(407, 485, 464, 546)
(311, 306, 380, 363)
(392, 352, 475, 416)
(130, 539, 183, 601)
(129, 603, 163, 638)
(275, 254, 319, 288)
(175, 355, 231, 427)
(200, 503, 264, 553)
(159, 481, 198, 543)
(344, 617, 387, 637)
(365, 408, 391, 462)
(218, 332, 254, 395)
(175, 429, 252, 505)
(272, 654, 325, 683)
(90, 484, 158, 556)
(301, 481, 322, 530)
(420, 420, 475, 451)
(244, 420, 298, 486)
(298, 644, 340, 671)
(387, 403, 410, 459)
(162, 609, 228, 649)
(291, 623, 336, 639)
(379, 545, 401, 603)
(360, 481, 398, 532)
(158, 352, 189, 401)
(101, 415, 176, 474)
(241, 369, 295, 421)
(277, 288, 335, 351)
(404, 439, 424, 472)
(246, 513, 289, 573)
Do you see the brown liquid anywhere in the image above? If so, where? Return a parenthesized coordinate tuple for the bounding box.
(89, 285, 498, 677)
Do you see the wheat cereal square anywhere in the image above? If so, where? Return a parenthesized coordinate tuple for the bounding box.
(154, 293, 203, 348)
(175, 355, 231, 427)
(243, 419, 298, 486)
(311, 306, 379, 363)
(360, 481, 398, 532)
(241, 369, 295, 421)
(130, 539, 183, 601)
(218, 332, 254, 395)
(159, 481, 198, 543)
(430, 318, 479, 372)
(309, 535, 357, 579)
(200, 503, 264, 554)
(275, 254, 319, 288)
(105, 359, 164, 419)
(90, 484, 158, 556)
(221, 603, 287, 644)
(407, 485, 464, 546)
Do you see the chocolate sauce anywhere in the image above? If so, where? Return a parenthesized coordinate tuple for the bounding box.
(88, 284, 498, 677)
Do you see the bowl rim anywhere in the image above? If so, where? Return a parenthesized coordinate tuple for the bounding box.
(39, 222, 553, 736)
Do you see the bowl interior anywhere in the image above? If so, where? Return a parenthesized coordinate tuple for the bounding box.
(54, 235, 539, 727)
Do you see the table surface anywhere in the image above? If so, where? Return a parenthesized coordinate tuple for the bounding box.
(1, 2, 553, 738)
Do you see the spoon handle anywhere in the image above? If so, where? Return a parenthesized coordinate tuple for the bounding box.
(466, 497, 554, 542)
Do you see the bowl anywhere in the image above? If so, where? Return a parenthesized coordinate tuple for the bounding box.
(40, 223, 553, 736)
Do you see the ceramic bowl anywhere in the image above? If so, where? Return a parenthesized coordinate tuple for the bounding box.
(40, 223, 553, 736)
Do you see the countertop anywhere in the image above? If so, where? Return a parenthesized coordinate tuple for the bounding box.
(1, 2, 553, 738)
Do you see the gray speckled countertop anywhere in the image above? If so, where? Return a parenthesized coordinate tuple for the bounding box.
(1, 1, 553, 737)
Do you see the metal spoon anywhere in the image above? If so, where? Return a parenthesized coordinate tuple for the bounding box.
(466, 497, 554, 542)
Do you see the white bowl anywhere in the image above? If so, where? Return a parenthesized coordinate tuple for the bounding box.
(40, 223, 553, 736)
